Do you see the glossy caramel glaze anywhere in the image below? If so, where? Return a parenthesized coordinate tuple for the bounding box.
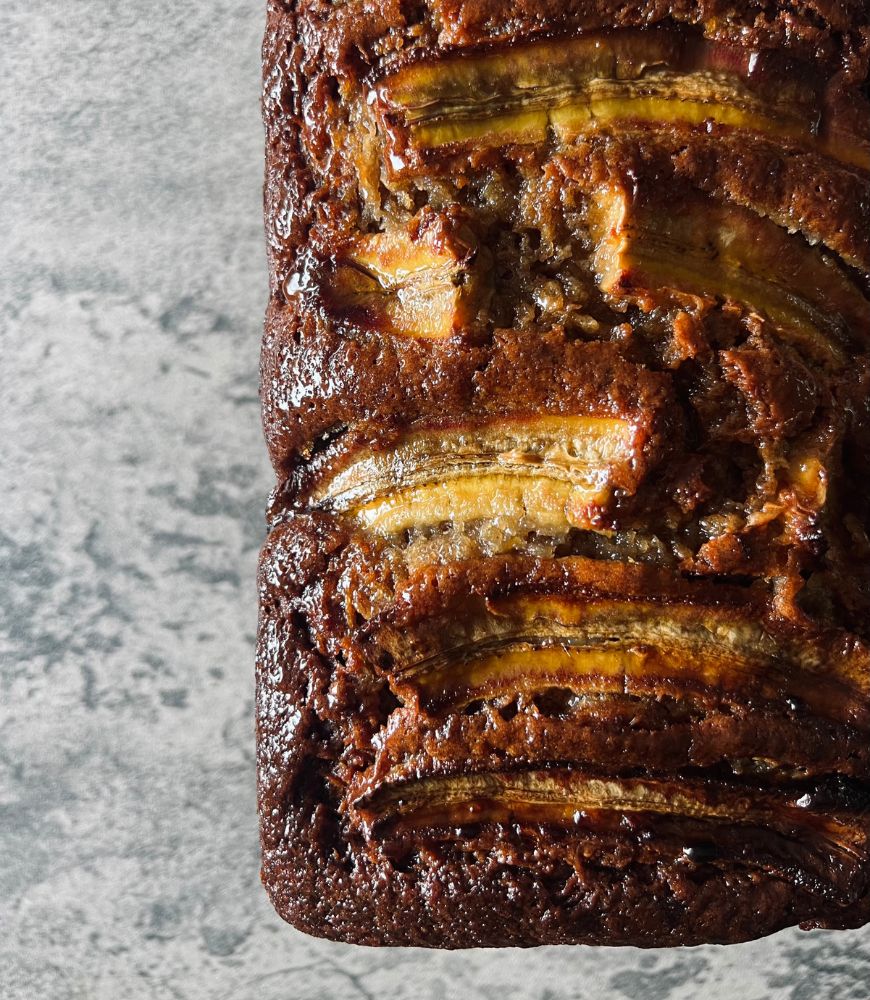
(257, 0, 870, 946)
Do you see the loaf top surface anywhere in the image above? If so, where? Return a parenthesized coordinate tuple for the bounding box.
(257, 0, 870, 947)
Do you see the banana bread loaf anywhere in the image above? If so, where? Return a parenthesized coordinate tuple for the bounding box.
(257, 0, 870, 946)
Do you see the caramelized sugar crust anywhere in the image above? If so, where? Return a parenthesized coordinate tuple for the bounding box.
(257, 0, 870, 946)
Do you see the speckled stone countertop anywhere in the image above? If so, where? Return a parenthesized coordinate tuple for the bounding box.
(2, 4, 869, 999)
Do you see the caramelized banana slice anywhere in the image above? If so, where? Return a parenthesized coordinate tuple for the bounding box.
(352, 770, 868, 857)
(312, 416, 641, 535)
(400, 641, 851, 719)
(490, 593, 846, 677)
(323, 225, 484, 339)
(375, 31, 869, 172)
(373, 594, 870, 725)
(590, 184, 870, 361)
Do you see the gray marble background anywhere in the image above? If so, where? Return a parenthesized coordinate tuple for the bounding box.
(2, 4, 869, 998)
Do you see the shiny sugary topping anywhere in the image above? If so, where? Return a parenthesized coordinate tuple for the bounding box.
(399, 641, 821, 714)
(258, 0, 870, 945)
(373, 593, 870, 723)
(374, 30, 870, 172)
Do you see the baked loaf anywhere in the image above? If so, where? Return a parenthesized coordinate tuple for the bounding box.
(257, 0, 870, 946)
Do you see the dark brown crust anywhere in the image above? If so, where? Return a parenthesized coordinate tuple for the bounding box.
(261, 318, 675, 481)
(257, 524, 870, 945)
(425, 0, 870, 71)
(256, 536, 870, 946)
(258, 0, 870, 947)
(262, 0, 870, 305)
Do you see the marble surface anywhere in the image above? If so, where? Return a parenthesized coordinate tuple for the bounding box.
(2, 4, 869, 998)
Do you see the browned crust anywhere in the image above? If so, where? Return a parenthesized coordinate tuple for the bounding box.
(262, 0, 870, 297)
(424, 0, 870, 71)
(258, 0, 870, 948)
(256, 567, 870, 945)
(256, 513, 870, 948)
(260, 307, 681, 479)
